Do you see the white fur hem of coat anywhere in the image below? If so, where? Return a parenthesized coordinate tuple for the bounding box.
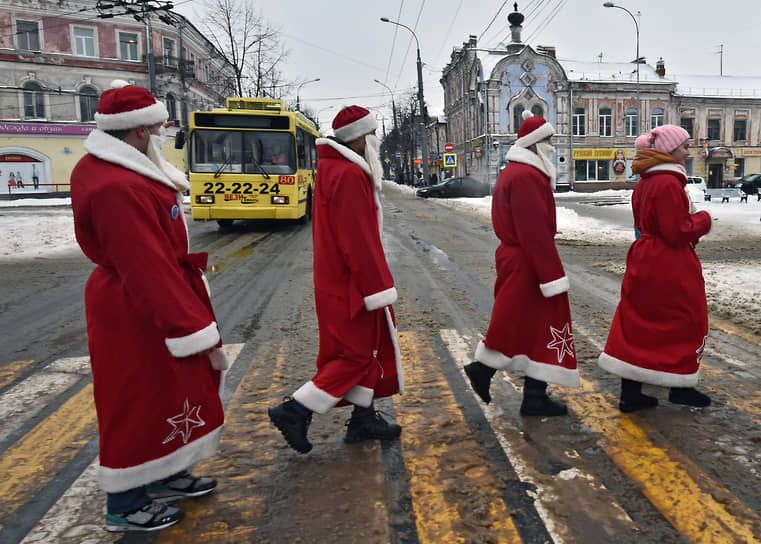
(165, 321, 220, 358)
(98, 425, 222, 493)
(598, 352, 699, 387)
(343, 385, 374, 407)
(475, 341, 580, 388)
(540, 276, 569, 298)
(293, 381, 341, 414)
(364, 287, 398, 311)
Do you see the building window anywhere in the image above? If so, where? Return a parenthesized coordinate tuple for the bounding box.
(23, 82, 45, 119)
(73, 26, 95, 57)
(166, 93, 177, 122)
(599, 108, 612, 136)
(572, 107, 586, 136)
(625, 108, 638, 137)
(575, 159, 610, 181)
(79, 86, 98, 122)
(513, 104, 524, 133)
(733, 119, 747, 142)
(17, 20, 40, 51)
(734, 158, 745, 178)
(684, 157, 694, 175)
(119, 32, 139, 61)
(707, 118, 721, 141)
(163, 37, 176, 66)
(651, 107, 664, 129)
(531, 104, 543, 117)
(680, 117, 694, 138)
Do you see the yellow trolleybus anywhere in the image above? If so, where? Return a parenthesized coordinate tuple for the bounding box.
(186, 97, 320, 228)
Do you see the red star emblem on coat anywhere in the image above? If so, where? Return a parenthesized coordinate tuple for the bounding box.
(546, 322, 575, 363)
(163, 398, 205, 445)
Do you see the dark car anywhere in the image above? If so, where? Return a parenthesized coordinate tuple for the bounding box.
(416, 176, 491, 198)
(737, 173, 761, 195)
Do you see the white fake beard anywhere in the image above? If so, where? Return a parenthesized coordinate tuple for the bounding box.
(535, 141, 557, 189)
(364, 134, 384, 192)
(146, 127, 189, 191)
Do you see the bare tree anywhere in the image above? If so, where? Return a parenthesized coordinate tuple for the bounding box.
(200, 0, 290, 97)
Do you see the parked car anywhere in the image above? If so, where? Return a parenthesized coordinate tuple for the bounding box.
(736, 173, 761, 195)
(686, 176, 706, 192)
(416, 176, 491, 198)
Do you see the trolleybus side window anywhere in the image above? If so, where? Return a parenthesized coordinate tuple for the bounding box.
(297, 128, 307, 170)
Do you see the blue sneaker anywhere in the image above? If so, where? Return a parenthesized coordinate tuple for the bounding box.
(147, 470, 217, 503)
(105, 501, 184, 532)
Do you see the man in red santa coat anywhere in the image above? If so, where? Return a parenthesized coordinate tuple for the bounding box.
(268, 105, 403, 453)
(71, 81, 228, 532)
(464, 111, 580, 416)
(598, 124, 712, 412)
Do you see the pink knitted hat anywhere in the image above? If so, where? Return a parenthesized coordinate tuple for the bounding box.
(645, 125, 690, 153)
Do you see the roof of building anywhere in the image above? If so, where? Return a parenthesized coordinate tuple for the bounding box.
(558, 59, 672, 84)
(672, 74, 761, 98)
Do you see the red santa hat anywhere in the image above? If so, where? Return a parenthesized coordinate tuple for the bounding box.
(94, 80, 169, 131)
(332, 105, 378, 143)
(515, 111, 555, 148)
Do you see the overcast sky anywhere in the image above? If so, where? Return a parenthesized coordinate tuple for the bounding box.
(173, 0, 761, 132)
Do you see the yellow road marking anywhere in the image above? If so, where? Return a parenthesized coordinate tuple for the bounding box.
(0, 384, 97, 519)
(567, 379, 761, 543)
(397, 331, 522, 544)
(0, 360, 35, 389)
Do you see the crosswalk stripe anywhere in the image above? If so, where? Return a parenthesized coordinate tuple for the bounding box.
(0, 360, 35, 390)
(17, 344, 245, 544)
(397, 331, 523, 543)
(0, 384, 97, 520)
(570, 323, 761, 543)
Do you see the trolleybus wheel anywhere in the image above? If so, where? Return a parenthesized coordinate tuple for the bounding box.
(217, 219, 234, 229)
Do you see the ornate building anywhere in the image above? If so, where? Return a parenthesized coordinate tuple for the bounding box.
(440, 5, 761, 190)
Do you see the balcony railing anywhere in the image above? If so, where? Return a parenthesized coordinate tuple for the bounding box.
(156, 55, 195, 78)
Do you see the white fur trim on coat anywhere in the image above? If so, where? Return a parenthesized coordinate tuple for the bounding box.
(514, 121, 555, 148)
(99, 425, 221, 492)
(364, 287, 398, 311)
(540, 276, 569, 298)
(598, 352, 699, 387)
(505, 146, 552, 180)
(293, 381, 341, 414)
(165, 321, 220, 358)
(333, 114, 378, 143)
(208, 347, 230, 371)
(95, 100, 169, 131)
(643, 162, 688, 180)
(343, 385, 374, 407)
(84, 129, 184, 191)
(475, 341, 580, 388)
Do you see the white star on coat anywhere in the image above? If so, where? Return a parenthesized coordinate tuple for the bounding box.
(546, 322, 575, 363)
(696, 335, 707, 364)
(163, 398, 205, 445)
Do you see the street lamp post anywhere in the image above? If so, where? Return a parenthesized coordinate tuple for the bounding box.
(380, 17, 431, 186)
(603, 2, 640, 136)
(373, 79, 398, 132)
(316, 105, 334, 132)
(296, 78, 320, 112)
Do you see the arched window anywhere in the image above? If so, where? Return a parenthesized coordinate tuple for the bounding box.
(512, 104, 524, 133)
(79, 86, 98, 122)
(599, 107, 612, 136)
(651, 107, 664, 129)
(23, 82, 45, 119)
(625, 107, 639, 137)
(166, 93, 177, 123)
(531, 104, 544, 117)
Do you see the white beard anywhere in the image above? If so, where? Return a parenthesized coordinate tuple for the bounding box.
(535, 142, 557, 189)
(146, 127, 189, 191)
(364, 134, 384, 192)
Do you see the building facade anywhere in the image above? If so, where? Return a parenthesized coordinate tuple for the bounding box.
(0, 0, 235, 195)
(439, 6, 761, 191)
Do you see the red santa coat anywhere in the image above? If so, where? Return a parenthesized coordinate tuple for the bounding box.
(599, 164, 712, 386)
(475, 146, 580, 387)
(71, 129, 228, 493)
(293, 138, 402, 414)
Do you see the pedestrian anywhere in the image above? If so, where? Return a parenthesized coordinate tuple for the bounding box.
(598, 124, 712, 412)
(464, 112, 579, 416)
(70, 80, 229, 532)
(15, 171, 24, 188)
(268, 105, 403, 453)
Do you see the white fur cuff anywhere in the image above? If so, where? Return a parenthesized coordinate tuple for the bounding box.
(364, 287, 397, 311)
(540, 276, 569, 298)
(165, 321, 220, 358)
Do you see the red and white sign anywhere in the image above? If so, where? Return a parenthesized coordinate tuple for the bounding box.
(444, 142, 454, 152)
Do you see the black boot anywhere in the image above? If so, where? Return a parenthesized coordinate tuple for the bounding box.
(520, 376, 568, 416)
(669, 387, 711, 407)
(344, 404, 402, 444)
(268, 397, 313, 453)
(619, 378, 658, 413)
(464, 361, 496, 404)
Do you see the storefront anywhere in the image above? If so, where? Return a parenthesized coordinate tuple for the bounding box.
(572, 147, 636, 191)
